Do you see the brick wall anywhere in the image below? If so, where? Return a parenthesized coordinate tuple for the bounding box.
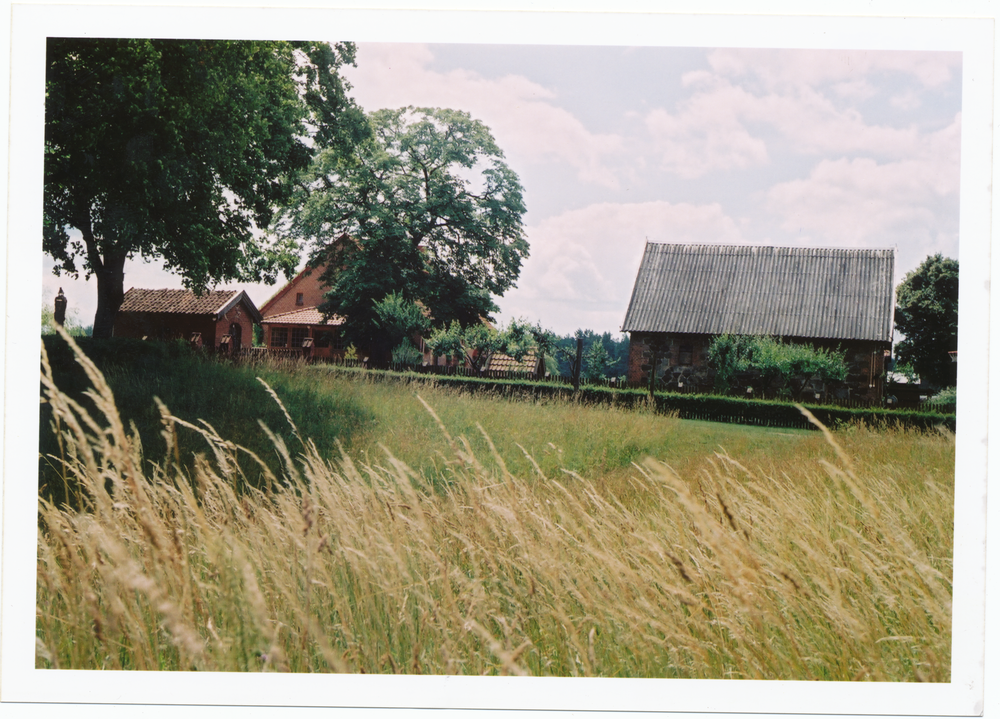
(261, 266, 329, 317)
(113, 299, 260, 352)
(114, 312, 217, 345)
(628, 332, 889, 402)
(217, 301, 256, 351)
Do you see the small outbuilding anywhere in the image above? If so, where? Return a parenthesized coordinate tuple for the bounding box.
(482, 351, 545, 379)
(113, 288, 263, 352)
(621, 243, 895, 403)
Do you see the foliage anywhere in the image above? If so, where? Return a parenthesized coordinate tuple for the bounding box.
(390, 340, 424, 366)
(44, 39, 366, 337)
(892, 361, 920, 384)
(276, 107, 528, 356)
(424, 318, 547, 374)
(707, 335, 848, 396)
(929, 386, 956, 405)
(424, 320, 502, 371)
(582, 339, 615, 382)
(547, 330, 628, 378)
(41, 301, 91, 337)
(925, 386, 957, 414)
(894, 254, 959, 388)
(371, 292, 431, 363)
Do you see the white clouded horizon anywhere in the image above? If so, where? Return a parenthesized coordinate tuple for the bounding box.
(498, 200, 747, 335)
(706, 48, 961, 91)
(343, 43, 626, 189)
(43, 43, 962, 338)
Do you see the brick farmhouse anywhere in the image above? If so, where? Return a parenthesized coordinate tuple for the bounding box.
(621, 243, 895, 403)
(260, 262, 544, 374)
(113, 288, 263, 352)
(259, 265, 348, 360)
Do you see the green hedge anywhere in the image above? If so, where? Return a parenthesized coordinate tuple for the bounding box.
(310, 364, 957, 433)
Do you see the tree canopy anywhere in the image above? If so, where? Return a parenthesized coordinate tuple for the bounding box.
(44, 38, 366, 337)
(894, 254, 959, 388)
(276, 106, 528, 360)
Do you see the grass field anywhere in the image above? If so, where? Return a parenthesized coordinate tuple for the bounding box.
(36, 335, 955, 679)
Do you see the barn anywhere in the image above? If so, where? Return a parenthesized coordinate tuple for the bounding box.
(621, 243, 895, 403)
(113, 288, 263, 353)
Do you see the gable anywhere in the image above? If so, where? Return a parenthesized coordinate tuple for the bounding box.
(260, 265, 329, 318)
(621, 243, 894, 343)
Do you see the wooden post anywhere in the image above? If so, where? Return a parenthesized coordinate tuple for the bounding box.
(573, 337, 583, 391)
(648, 346, 658, 400)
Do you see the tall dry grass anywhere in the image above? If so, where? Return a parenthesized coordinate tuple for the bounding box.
(36, 331, 953, 679)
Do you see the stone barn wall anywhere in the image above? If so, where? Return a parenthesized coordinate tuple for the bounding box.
(627, 332, 889, 404)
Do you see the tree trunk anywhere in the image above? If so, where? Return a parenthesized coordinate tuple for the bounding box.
(91, 253, 126, 339)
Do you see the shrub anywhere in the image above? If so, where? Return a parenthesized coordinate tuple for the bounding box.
(708, 335, 848, 396)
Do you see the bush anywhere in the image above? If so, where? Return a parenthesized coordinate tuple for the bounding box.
(308, 364, 956, 433)
(707, 335, 848, 396)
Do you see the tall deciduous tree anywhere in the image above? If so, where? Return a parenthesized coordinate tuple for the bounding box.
(44, 39, 366, 337)
(276, 107, 528, 360)
(894, 254, 959, 388)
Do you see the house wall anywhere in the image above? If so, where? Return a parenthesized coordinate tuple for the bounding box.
(261, 266, 329, 317)
(113, 299, 258, 351)
(263, 323, 349, 360)
(114, 311, 218, 346)
(627, 332, 889, 403)
(218, 302, 256, 351)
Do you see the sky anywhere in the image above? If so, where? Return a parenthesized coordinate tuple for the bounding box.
(42, 43, 963, 337)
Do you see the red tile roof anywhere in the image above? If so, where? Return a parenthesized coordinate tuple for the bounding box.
(260, 307, 345, 326)
(119, 288, 262, 322)
(484, 352, 541, 374)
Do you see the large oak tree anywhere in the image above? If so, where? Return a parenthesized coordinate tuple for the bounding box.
(44, 39, 366, 337)
(275, 107, 528, 362)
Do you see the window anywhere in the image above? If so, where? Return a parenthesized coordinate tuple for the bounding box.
(316, 330, 346, 350)
(295, 292, 304, 306)
(291, 327, 309, 348)
(678, 344, 693, 366)
(229, 323, 242, 351)
(271, 327, 288, 347)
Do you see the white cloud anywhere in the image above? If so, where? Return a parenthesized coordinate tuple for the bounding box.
(890, 89, 923, 111)
(343, 43, 624, 188)
(707, 48, 960, 90)
(643, 49, 958, 179)
(644, 85, 769, 178)
(767, 157, 936, 244)
(765, 115, 960, 273)
(644, 77, 936, 178)
(497, 201, 745, 334)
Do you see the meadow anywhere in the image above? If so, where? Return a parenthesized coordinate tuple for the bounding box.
(36, 335, 955, 679)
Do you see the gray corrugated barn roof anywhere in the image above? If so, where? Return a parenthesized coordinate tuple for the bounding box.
(621, 244, 894, 343)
